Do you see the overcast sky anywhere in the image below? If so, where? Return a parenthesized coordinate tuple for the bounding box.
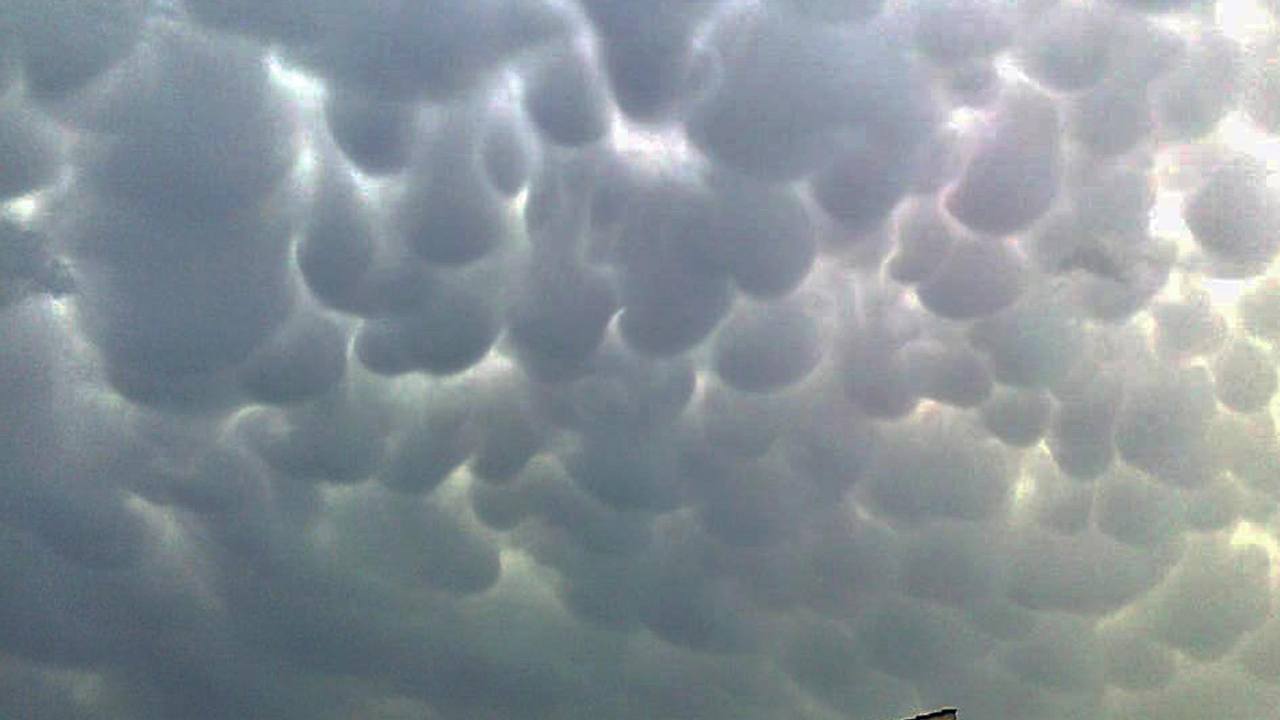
(2, 0, 1280, 718)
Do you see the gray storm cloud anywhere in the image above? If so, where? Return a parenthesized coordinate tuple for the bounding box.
(2, 0, 1280, 719)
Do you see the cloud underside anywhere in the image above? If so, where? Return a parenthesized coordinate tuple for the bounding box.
(2, 0, 1280, 719)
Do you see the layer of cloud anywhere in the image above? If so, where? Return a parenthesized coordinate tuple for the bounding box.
(2, 0, 1279, 719)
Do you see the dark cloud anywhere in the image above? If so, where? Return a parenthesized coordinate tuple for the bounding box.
(563, 427, 687, 512)
(72, 30, 295, 222)
(687, 8, 929, 181)
(705, 175, 818, 298)
(980, 387, 1052, 447)
(334, 486, 501, 595)
(687, 450, 815, 548)
(1184, 155, 1280, 275)
(695, 381, 791, 459)
(969, 289, 1084, 388)
(1022, 453, 1095, 534)
(466, 369, 549, 482)
(1181, 474, 1246, 532)
(1111, 665, 1280, 720)
(0, 522, 135, 665)
(1047, 364, 1122, 480)
(518, 454, 654, 555)
(837, 290, 924, 420)
(916, 238, 1028, 319)
(0, 99, 60, 200)
(182, 0, 328, 43)
(1153, 292, 1229, 359)
(1068, 79, 1156, 157)
(1141, 536, 1273, 660)
(997, 614, 1105, 693)
(1239, 616, 1280, 684)
(901, 339, 993, 408)
(61, 197, 294, 408)
(323, 89, 420, 175)
(888, 199, 957, 285)
(481, 105, 535, 197)
(900, 521, 1005, 610)
(1094, 467, 1185, 549)
(238, 375, 394, 484)
(1016, 3, 1115, 92)
(1239, 278, 1280, 341)
(1067, 159, 1155, 237)
(1208, 411, 1280, 496)
(8, 0, 146, 100)
(1070, 238, 1177, 319)
(1244, 39, 1280, 132)
(578, 0, 719, 120)
(524, 44, 611, 148)
(781, 617, 918, 719)
(506, 254, 618, 382)
(1101, 624, 1176, 691)
(396, 107, 514, 266)
(280, 0, 566, 102)
(712, 293, 825, 393)
(944, 89, 1062, 236)
(811, 132, 922, 231)
(1151, 30, 1240, 140)
(547, 328, 696, 433)
(862, 595, 995, 682)
(238, 311, 350, 406)
(1006, 526, 1180, 615)
(2, 0, 1279, 718)
(861, 410, 1011, 523)
(381, 386, 476, 495)
(940, 60, 1004, 108)
(1114, 365, 1220, 487)
(1213, 338, 1278, 413)
(357, 275, 503, 376)
(0, 221, 73, 307)
(911, 0, 1012, 67)
(781, 380, 880, 497)
(774, 0, 887, 23)
(613, 178, 733, 356)
(295, 165, 378, 313)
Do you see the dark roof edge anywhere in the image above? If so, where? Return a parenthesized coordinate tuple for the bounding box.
(907, 709, 958, 720)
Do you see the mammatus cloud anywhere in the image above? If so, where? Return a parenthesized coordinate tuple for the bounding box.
(2, 0, 1280, 718)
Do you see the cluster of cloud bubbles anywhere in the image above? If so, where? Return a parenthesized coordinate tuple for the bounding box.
(2, 0, 1280, 717)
